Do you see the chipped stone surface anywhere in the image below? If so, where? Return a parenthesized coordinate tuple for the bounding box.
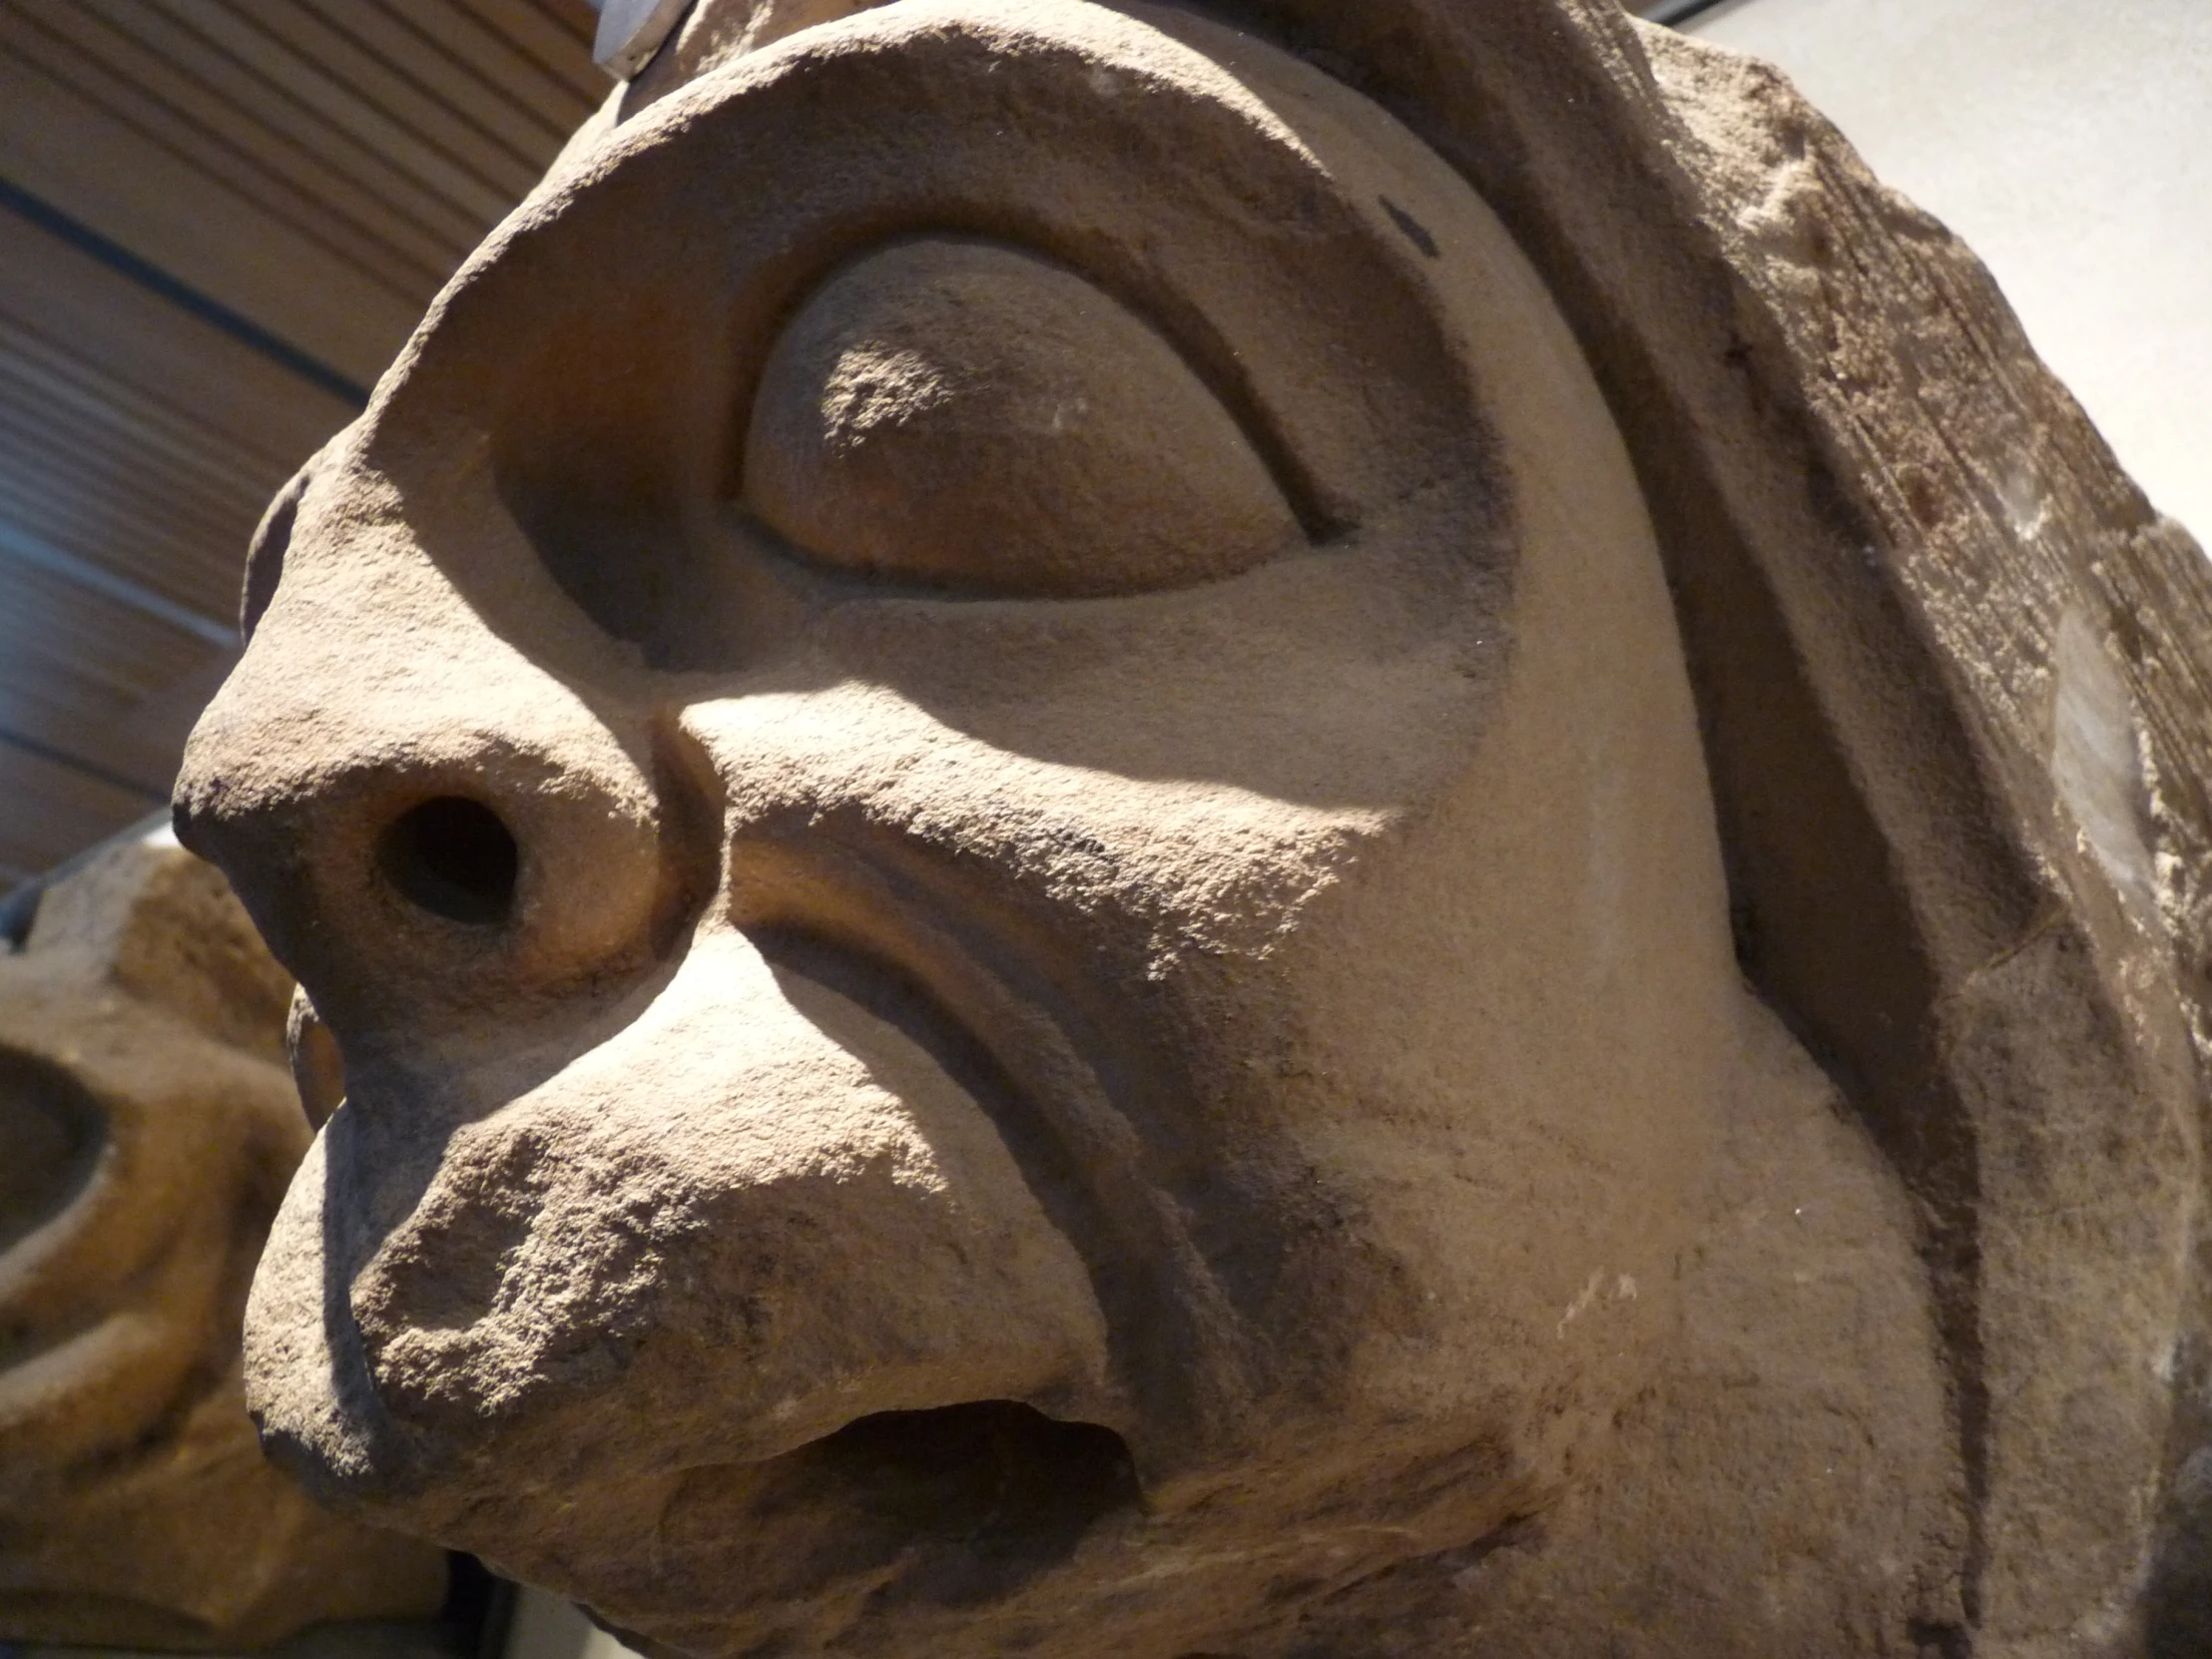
(0, 825, 448, 1648)
(172, 2, 2212, 1654)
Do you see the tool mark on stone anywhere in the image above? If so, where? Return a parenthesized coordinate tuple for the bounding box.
(1379, 197, 1438, 260)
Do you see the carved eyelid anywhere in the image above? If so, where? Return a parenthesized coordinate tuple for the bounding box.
(738, 235, 1309, 600)
(852, 232, 1327, 533)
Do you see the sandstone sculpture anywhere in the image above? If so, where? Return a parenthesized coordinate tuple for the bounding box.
(172, 1, 2212, 1654)
(0, 823, 448, 1647)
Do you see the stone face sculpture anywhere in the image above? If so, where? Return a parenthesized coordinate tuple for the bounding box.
(171, 1, 2212, 1654)
(0, 824, 449, 1648)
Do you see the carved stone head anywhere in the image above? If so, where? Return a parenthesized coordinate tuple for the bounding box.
(174, 2, 2212, 1654)
(0, 826, 447, 1648)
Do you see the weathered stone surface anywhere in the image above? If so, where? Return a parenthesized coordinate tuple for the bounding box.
(0, 825, 448, 1648)
(171, 2, 2212, 1655)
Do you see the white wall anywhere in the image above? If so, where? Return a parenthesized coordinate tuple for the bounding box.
(1687, 0, 2212, 547)
(505, 1588, 644, 1659)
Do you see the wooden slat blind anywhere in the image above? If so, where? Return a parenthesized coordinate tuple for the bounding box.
(0, 0, 598, 893)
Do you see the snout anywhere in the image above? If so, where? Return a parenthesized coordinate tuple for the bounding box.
(172, 444, 1118, 1558)
(243, 921, 1117, 1529)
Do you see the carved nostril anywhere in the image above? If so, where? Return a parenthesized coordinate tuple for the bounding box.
(376, 798, 520, 927)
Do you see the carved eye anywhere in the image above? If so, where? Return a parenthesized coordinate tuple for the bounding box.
(0, 1048, 105, 1253)
(743, 239, 1301, 597)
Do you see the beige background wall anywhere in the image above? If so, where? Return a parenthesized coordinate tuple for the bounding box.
(1687, 0, 2211, 546)
(507, 1589, 642, 1659)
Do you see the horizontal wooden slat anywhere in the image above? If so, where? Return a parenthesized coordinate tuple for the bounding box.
(0, 344, 276, 513)
(0, 626, 239, 802)
(0, 208, 360, 470)
(297, 0, 579, 165)
(0, 736, 169, 879)
(0, 680, 191, 803)
(136, 0, 523, 230)
(0, 40, 424, 382)
(435, 0, 605, 117)
(0, 389, 264, 545)
(0, 659, 214, 800)
(0, 327, 286, 518)
(0, 0, 596, 882)
(0, 557, 218, 711)
(202, 0, 553, 203)
(6, 2, 468, 298)
(0, 203, 351, 635)
(0, 459, 252, 624)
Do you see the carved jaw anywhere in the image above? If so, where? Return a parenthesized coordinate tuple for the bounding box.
(243, 916, 1122, 1503)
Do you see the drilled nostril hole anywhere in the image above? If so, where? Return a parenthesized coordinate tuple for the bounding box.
(376, 797, 519, 927)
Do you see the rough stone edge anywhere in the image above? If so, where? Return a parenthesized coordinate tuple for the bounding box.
(1202, 0, 2212, 1648)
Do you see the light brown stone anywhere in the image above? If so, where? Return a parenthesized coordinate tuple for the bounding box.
(0, 824, 449, 1648)
(171, 3, 2212, 1655)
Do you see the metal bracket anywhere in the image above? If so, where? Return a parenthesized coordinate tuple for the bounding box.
(588, 0, 696, 80)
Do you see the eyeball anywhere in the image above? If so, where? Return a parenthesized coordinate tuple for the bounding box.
(743, 238, 1302, 597)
